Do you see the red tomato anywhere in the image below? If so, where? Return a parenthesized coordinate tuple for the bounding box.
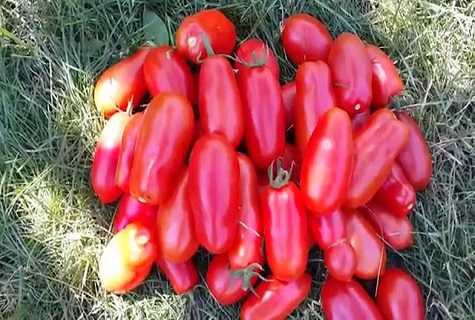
(328, 33, 372, 116)
(351, 109, 370, 134)
(261, 170, 307, 282)
(235, 38, 280, 79)
(395, 111, 432, 191)
(157, 167, 199, 263)
(374, 162, 416, 217)
(156, 255, 199, 295)
(281, 81, 296, 130)
(324, 242, 357, 282)
(91, 112, 129, 204)
(240, 273, 311, 320)
(93, 47, 150, 118)
(188, 134, 240, 254)
(345, 208, 386, 280)
(362, 200, 413, 250)
(143, 45, 195, 102)
(256, 171, 269, 194)
(99, 223, 157, 294)
(228, 153, 263, 270)
(115, 112, 143, 193)
(238, 66, 286, 170)
(276, 143, 302, 183)
(199, 55, 244, 148)
(207, 254, 261, 306)
(281, 13, 332, 65)
(322, 276, 383, 320)
(367, 44, 404, 109)
(301, 108, 354, 215)
(176, 9, 236, 63)
(113, 193, 158, 233)
(294, 61, 336, 156)
(376, 268, 425, 320)
(129, 93, 195, 205)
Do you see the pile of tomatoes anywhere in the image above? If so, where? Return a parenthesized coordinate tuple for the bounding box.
(90, 9, 431, 320)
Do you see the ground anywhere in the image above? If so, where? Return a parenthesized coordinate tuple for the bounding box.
(0, 0, 474, 319)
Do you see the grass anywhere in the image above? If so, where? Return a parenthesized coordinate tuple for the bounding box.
(0, 0, 474, 319)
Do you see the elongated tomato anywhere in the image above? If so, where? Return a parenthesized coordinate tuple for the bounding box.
(199, 55, 244, 148)
(113, 193, 158, 233)
(156, 255, 199, 295)
(301, 108, 354, 215)
(294, 61, 336, 156)
(235, 38, 280, 79)
(188, 134, 240, 254)
(129, 93, 195, 205)
(282, 81, 296, 130)
(91, 112, 130, 204)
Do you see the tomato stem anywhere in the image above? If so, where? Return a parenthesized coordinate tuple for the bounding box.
(228, 262, 263, 293)
(267, 157, 292, 189)
(200, 32, 215, 58)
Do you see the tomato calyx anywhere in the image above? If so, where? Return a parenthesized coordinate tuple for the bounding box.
(196, 33, 216, 63)
(228, 262, 265, 294)
(268, 157, 294, 189)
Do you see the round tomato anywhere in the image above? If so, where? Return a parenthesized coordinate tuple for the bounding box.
(156, 255, 199, 295)
(113, 193, 158, 233)
(235, 38, 279, 79)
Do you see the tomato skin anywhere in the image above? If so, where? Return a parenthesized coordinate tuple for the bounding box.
(261, 181, 307, 282)
(374, 162, 416, 217)
(99, 223, 158, 294)
(324, 242, 357, 282)
(328, 33, 372, 117)
(301, 108, 354, 215)
(322, 276, 383, 320)
(176, 9, 237, 63)
(345, 108, 409, 208)
(240, 273, 311, 320)
(281, 81, 296, 130)
(129, 93, 195, 205)
(199, 56, 244, 148)
(228, 153, 263, 270)
(143, 45, 195, 102)
(295, 61, 337, 156)
(367, 44, 404, 109)
(276, 143, 302, 183)
(345, 208, 386, 280)
(188, 134, 240, 254)
(238, 66, 286, 170)
(235, 38, 279, 79)
(113, 193, 158, 233)
(94, 47, 150, 118)
(362, 200, 413, 250)
(157, 167, 199, 263)
(351, 109, 370, 135)
(156, 255, 199, 295)
(91, 112, 130, 204)
(395, 111, 432, 191)
(115, 112, 144, 193)
(281, 13, 332, 65)
(376, 268, 425, 320)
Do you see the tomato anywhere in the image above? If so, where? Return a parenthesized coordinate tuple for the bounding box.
(235, 38, 280, 79)
(395, 111, 432, 191)
(99, 223, 157, 294)
(113, 193, 158, 233)
(362, 200, 413, 250)
(345, 208, 386, 280)
(376, 268, 425, 320)
(351, 109, 370, 135)
(207, 254, 261, 306)
(91, 112, 129, 204)
(188, 134, 240, 254)
(228, 153, 263, 270)
(374, 162, 416, 217)
(281, 13, 332, 65)
(157, 167, 199, 263)
(176, 9, 236, 63)
(367, 44, 404, 109)
(199, 55, 244, 148)
(294, 61, 336, 157)
(143, 45, 195, 102)
(129, 93, 194, 205)
(272, 143, 301, 184)
(115, 112, 143, 193)
(261, 167, 307, 282)
(156, 255, 199, 295)
(281, 81, 296, 130)
(321, 276, 383, 320)
(345, 108, 409, 208)
(240, 273, 311, 320)
(301, 108, 354, 215)
(256, 171, 269, 194)
(93, 47, 150, 118)
(324, 242, 357, 282)
(238, 66, 286, 170)
(328, 33, 372, 116)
